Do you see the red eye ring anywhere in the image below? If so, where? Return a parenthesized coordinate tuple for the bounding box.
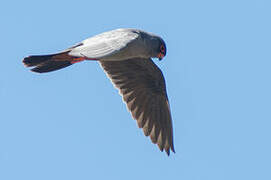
(160, 45, 165, 53)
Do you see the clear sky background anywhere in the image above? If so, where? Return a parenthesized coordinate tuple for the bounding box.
(1, 0, 271, 179)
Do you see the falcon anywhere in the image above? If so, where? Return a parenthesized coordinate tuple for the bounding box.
(23, 28, 175, 155)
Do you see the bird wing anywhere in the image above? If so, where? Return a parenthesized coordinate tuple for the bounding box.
(100, 58, 175, 155)
(68, 29, 139, 59)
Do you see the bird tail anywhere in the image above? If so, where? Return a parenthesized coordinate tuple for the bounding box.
(22, 51, 85, 73)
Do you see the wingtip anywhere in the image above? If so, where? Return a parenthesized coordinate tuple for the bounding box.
(166, 149, 175, 156)
(166, 149, 170, 156)
(161, 145, 175, 156)
(171, 145, 176, 154)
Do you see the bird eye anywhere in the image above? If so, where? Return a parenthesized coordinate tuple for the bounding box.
(160, 45, 165, 53)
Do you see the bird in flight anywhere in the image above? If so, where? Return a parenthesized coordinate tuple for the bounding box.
(23, 28, 175, 155)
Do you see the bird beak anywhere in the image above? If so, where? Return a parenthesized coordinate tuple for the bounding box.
(158, 53, 164, 61)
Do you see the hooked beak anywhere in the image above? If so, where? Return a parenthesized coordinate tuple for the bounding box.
(158, 53, 164, 61)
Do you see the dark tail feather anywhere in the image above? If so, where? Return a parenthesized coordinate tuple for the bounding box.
(22, 52, 81, 73)
(23, 54, 56, 67)
(30, 60, 72, 73)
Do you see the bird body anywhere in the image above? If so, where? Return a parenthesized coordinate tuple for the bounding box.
(68, 28, 164, 61)
(23, 28, 174, 155)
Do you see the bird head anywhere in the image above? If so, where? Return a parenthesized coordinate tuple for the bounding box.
(156, 38, 167, 61)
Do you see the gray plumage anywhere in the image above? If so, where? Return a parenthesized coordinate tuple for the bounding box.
(23, 28, 174, 155)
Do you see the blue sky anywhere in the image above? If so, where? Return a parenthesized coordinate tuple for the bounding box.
(1, 0, 271, 179)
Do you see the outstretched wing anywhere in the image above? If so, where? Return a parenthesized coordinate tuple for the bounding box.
(100, 58, 175, 155)
(68, 29, 139, 59)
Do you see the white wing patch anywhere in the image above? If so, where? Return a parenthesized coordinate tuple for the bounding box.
(68, 29, 139, 59)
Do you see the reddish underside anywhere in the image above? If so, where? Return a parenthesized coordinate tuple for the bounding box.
(71, 57, 85, 64)
(70, 57, 98, 64)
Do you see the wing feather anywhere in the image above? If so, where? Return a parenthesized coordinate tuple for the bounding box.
(69, 29, 139, 59)
(100, 58, 175, 155)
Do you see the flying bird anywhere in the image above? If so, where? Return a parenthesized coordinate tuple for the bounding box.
(23, 28, 175, 155)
